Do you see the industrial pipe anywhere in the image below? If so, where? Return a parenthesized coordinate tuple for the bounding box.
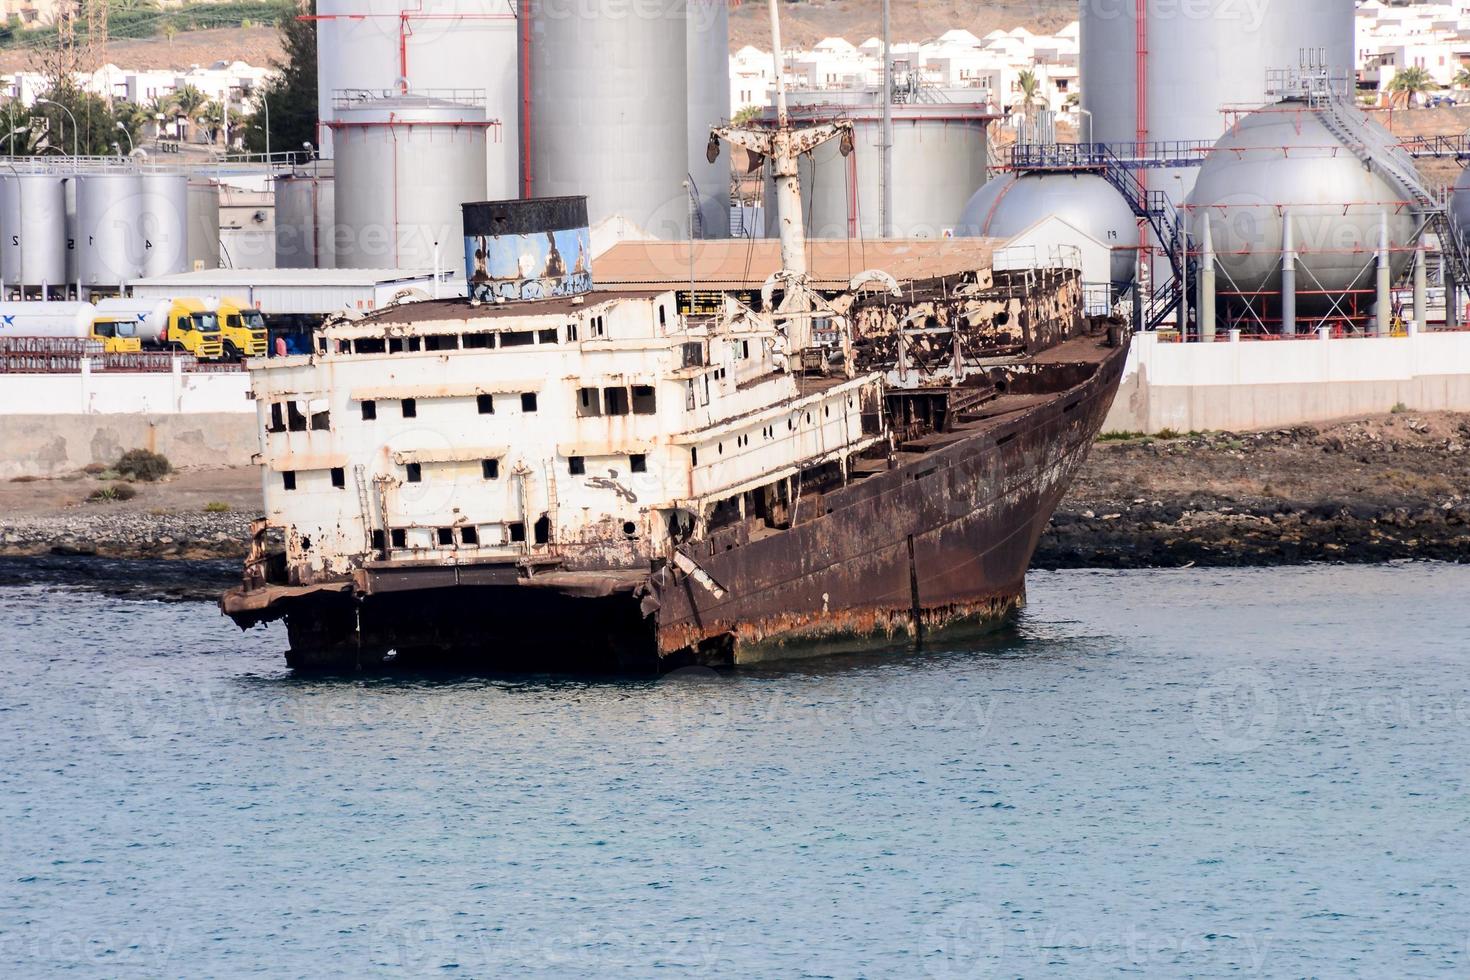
(1281, 208, 1297, 337)
(1375, 211, 1391, 337)
(1412, 239, 1427, 335)
(1199, 217, 1216, 343)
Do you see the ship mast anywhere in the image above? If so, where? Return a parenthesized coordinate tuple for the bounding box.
(709, 0, 853, 358)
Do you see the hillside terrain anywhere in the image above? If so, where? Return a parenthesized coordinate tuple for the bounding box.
(0, 0, 1077, 73)
(728, 0, 1077, 49)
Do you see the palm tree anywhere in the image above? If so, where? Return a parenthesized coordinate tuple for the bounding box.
(170, 84, 208, 141)
(1454, 67, 1470, 91)
(1015, 68, 1043, 115)
(1388, 66, 1436, 108)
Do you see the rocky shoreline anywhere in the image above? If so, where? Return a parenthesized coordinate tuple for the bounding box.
(3, 412, 1467, 602)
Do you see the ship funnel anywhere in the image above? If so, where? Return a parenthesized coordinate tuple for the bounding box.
(462, 196, 593, 305)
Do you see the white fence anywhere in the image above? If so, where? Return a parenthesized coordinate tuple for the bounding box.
(1105, 329, 1470, 433)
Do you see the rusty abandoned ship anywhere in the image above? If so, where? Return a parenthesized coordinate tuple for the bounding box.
(222, 18, 1130, 671)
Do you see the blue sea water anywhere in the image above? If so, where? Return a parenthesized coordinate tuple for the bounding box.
(1, 564, 1467, 977)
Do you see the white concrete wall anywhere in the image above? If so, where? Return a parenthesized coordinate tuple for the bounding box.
(1106, 330, 1470, 434)
(0, 363, 253, 416)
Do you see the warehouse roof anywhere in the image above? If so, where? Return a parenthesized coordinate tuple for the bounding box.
(592, 238, 1003, 291)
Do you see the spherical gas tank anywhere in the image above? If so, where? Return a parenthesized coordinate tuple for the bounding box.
(1189, 103, 1417, 303)
(1452, 166, 1470, 245)
(955, 172, 1139, 287)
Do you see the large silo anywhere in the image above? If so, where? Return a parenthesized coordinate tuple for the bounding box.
(330, 91, 489, 269)
(140, 173, 189, 279)
(275, 173, 336, 269)
(314, 0, 519, 198)
(0, 174, 69, 294)
(1081, 0, 1355, 195)
(1189, 103, 1418, 315)
(763, 100, 992, 240)
(187, 180, 221, 271)
(74, 173, 145, 289)
(956, 173, 1139, 287)
(527, 0, 690, 238)
(687, 0, 731, 238)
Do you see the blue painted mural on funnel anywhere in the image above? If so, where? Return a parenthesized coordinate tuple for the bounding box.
(465, 227, 593, 303)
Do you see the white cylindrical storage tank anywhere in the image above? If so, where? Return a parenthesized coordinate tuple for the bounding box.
(764, 100, 992, 240)
(687, 0, 731, 239)
(528, 0, 690, 238)
(1188, 103, 1418, 308)
(187, 180, 221, 271)
(140, 172, 189, 278)
(0, 301, 98, 339)
(314, 0, 518, 198)
(955, 172, 1139, 288)
(74, 173, 145, 288)
(330, 92, 489, 269)
(0, 174, 69, 292)
(1082, 0, 1355, 146)
(274, 174, 336, 269)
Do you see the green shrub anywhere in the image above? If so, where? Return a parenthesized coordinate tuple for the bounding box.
(115, 449, 172, 482)
(88, 483, 138, 502)
(203, 501, 231, 513)
(1391, 402, 1409, 414)
(1154, 427, 1183, 440)
(1098, 431, 1146, 442)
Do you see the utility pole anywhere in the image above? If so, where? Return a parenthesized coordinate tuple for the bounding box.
(881, 0, 893, 239)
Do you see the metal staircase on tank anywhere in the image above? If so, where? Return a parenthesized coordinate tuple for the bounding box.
(1010, 142, 1207, 332)
(1315, 94, 1470, 293)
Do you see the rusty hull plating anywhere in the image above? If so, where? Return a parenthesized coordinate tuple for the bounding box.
(222, 248, 1130, 673)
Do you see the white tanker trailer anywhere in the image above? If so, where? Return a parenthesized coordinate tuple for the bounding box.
(0, 301, 141, 353)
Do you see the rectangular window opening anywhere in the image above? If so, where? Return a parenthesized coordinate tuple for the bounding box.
(568, 455, 585, 476)
(437, 527, 455, 546)
(268, 403, 285, 433)
(502, 330, 535, 347)
(631, 385, 657, 415)
(462, 332, 494, 349)
(508, 521, 526, 543)
(401, 398, 417, 418)
(481, 458, 499, 480)
(310, 410, 330, 431)
(360, 399, 377, 421)
(406, 462, 422, 483)
(282, 470, 296, 491)
(390, 528, 407, 549)
(534, 515, 550, 545)
(577, 387, 601, 418)
(537, 328, 558, 345)
(477, 393, 495, 415)
(330, 467, 345, 488)
(460, 526, 479, 546)
(630, 453, 647, 473)
(603, 386, 630, 416)
(371, 529, 386, 552)
(286, 402, 307, 432)
(521, 392, 538, 412)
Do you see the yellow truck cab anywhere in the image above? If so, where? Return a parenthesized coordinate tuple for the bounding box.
(96, 297, 224, 360)
(89, 318, 143, 353)
(210, 297, 269, 359)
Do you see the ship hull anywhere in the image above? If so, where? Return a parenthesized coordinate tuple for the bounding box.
(651, 333, 1128, 665)
(224, 331, 1128, 673)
